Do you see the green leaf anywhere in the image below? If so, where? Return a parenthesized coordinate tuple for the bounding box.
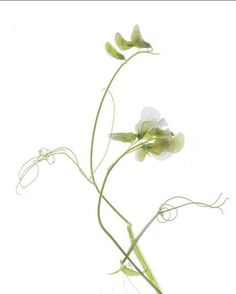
(105, 42, 125, 60)
(115, 32, 133, 50)
(109, 132, 137, 143)
(131, 25, 151, 49)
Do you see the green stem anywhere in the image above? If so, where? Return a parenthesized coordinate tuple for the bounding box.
(89, 50, 156, 223)
(123, 209, 159, 265)
(97, 148, 162, 294)
(89, 50, 161, 293)
(127, 224, 162, 293)
(123, 194, 229, 264)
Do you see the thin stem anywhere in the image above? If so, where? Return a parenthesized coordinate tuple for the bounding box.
(97, 148, 162, 294)
(122, 195, 228, 264)
(89, 50, 161, 293)
(89, 50, 157, 222)
(123, 207, 160, 264)
(93, 89, 116, 174)
(127, 224, 162, 292)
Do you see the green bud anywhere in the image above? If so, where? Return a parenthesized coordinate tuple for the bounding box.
(131, 25, 151, 49)
(115, 32, 133, 50)
(105, 42, 125, 60)
(109, 132, 137, 143)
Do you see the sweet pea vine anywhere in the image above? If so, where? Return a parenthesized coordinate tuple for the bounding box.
(17, 25, 227, 294)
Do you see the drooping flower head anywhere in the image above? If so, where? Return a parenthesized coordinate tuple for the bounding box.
(110, 107, 184, 161)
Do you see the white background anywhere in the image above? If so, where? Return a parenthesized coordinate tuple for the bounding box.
(0, 1, 235, 294)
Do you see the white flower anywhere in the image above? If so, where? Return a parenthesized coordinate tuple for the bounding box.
(135, 107, 168, 139)
(135, 107, 184, 161)
(110, 106, 184, 162)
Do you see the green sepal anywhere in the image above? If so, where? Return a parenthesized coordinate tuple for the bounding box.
(115, 32, 133, 50)
(109, 132, 137, 143)
(105, 42, 125, 60)
(131, 25, 151, 49)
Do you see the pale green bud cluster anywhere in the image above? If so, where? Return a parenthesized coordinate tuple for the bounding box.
(105, 25, 152, 60)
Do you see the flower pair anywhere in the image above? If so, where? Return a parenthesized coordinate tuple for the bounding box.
(110, 107, 184, 161)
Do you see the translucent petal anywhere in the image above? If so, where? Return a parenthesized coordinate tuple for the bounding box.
(150, 151, 172, 161)
(138, 120, 156, 136)
(168, 133, 185, 153)
(141, 107, 160, 122)
(135, 148, 147, 161)
(147, 138, 170, 155)
(155, 118, 168, 128)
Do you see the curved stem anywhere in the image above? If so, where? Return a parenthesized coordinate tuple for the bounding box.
(90, 50, 161, 293)
(123, 207, 159, 264)
(90, 50, 156, 222)
(97, 148, 162, 294)
(122, 195, 228, 265)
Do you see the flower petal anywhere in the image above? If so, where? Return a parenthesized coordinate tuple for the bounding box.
(150, 151, 172, 161)
(168, 133, 185, 153)
(135, 148, 147, 161)
(136, 107, 165, 137)
(155, 118, 168, 129)
(137, 120, 156, 137)
(141, 107, 161, 122)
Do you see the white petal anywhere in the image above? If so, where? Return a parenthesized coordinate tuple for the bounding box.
(155, 118, 168, 128)
(141, 107, 160, 122)
(168, 133, 185, 153)
(150, 151, 172, 161)
(135, 148, 147, 161)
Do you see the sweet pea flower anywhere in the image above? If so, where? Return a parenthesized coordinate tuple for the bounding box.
(110, 107, 184, 161)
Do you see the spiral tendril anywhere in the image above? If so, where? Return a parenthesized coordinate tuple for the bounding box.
(157, 193, 229, 223)
(16, 146, 91, 194)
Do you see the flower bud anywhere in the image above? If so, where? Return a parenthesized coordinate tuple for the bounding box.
(115, 32, 133, 50)
(105, 42, 125, 60)
(131, 25, 151, 49)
